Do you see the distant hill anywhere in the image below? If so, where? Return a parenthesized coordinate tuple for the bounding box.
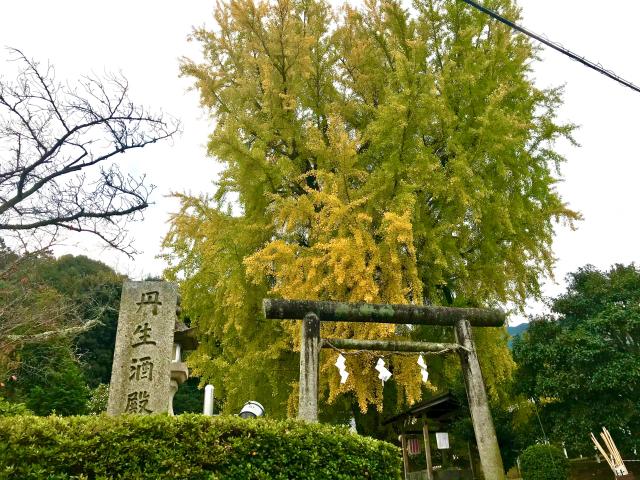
(507, 322, 529, 348)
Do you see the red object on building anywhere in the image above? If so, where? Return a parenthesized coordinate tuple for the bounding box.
(407, 436, 422, 456)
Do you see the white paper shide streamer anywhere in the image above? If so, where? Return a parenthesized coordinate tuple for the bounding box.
(375, 358, 392, 384)
(417, 355, 429, 383)
(335, 354, 349, 384)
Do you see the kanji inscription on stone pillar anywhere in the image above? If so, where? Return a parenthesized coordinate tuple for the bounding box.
(107, 281, 178, 415)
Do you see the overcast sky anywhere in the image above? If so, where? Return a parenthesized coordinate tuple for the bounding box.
(1, 0, 639, 324)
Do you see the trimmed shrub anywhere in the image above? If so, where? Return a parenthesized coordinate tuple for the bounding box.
(86, 384, 109, 415)
(0, 397, 32, 417)
(520, 444, 569, 480)
(0, 414, 401, 479)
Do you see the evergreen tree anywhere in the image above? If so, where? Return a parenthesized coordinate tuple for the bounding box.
(16, 342, 89, 416)
(35, 255, 123, 387)
(513, 264, 640, 455)
(1, 252, 123, 414)
(0, 246, 76, 382)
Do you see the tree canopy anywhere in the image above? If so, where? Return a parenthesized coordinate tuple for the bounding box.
(0, 245, 78, 381)
(0, 49, 179, 255)
(513, 264, 640, 455)
(36, 254, 124, 387)
(164, 0, 576, 417)
(0, 251, 123, 414)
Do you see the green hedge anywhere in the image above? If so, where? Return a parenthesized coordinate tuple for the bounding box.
(520, 444, 569, 480)
(0, 414, 401, 479)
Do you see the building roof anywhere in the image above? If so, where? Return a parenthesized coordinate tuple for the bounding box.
(382, 392, 460, 426)
(173, 320, 198, 350)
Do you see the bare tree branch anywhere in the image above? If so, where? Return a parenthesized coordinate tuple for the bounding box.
(6, 318, 101, 345)
(0, 48, 181, 255)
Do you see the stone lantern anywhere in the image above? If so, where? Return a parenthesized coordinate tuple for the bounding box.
(169, 320, 198, 415)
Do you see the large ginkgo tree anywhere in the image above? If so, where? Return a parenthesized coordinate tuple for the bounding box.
(163, 0, 577, 418)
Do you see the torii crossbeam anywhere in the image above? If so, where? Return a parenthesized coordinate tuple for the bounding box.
(264, 299, 507, 480)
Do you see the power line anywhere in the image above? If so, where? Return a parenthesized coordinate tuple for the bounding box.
(459, 0, 640, 95)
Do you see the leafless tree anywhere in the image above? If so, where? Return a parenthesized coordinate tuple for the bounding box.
(0, 49, 180, 255)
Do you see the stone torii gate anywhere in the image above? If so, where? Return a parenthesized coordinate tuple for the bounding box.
(264, 298, 507, 480)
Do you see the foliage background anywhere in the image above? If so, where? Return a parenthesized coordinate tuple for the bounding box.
(513, 264, 640, 455)
(1, 254, 122, 414)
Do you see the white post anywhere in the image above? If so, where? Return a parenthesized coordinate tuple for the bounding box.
(203, 384, 214, 416)
(173, 343, 182, 363)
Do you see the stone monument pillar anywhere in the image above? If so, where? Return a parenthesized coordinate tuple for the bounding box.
(107, 281, 178, 415)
